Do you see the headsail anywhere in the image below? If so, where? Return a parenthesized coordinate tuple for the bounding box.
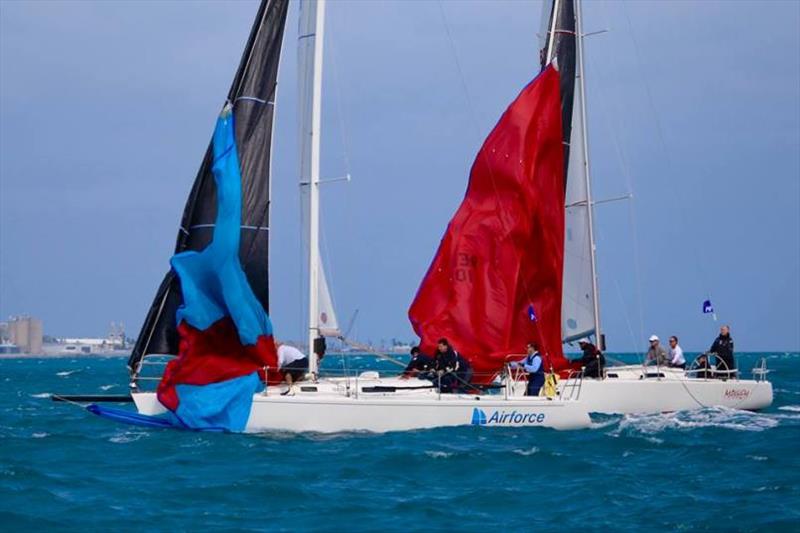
(317, 256, 341, 338)
(540, 0, 600, 344)
(408, 65, 567, 382)
(128, 0, 290, 374)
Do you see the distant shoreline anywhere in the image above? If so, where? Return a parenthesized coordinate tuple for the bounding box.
(1, 351, 795, 361)
(0, 353, 129, 359)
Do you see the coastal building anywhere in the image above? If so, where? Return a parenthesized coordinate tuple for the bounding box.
(42, 322, 129, 356)
(7, 316, 43, 355)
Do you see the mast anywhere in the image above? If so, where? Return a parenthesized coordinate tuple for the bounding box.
(541, 0, 601, 346)
(574, 0, 602, 345)
(298, 0, 326, 375)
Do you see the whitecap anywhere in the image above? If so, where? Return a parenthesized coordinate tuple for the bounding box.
(30, 393, 51, 398)
(747, 455, 768, 461)
(590, 417, 620, 430)
(32, 432, 49, 438)
(612, 406, 779, 436)
(99, 384, 116, 391)
(56, 370, 80, 377)
(424, 451, 453, 459)
(778, 405, 800, 412)
(109, 431, 148, 444)
(513, 446, 539, 456)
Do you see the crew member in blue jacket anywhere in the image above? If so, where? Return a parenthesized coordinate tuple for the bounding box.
(511, 342, 545, 396)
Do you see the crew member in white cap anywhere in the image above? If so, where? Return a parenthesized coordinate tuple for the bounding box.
(646, 335, 669, 366)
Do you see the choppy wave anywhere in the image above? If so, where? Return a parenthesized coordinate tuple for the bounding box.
(108, 431, 149, 444)
(424, 450, 453, 459)
(611, 406, 779, 436)
(512, 446, 539, 456)
(1, 354, 798, 531)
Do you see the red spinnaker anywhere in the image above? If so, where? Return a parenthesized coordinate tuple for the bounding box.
(408, 65, 567, 383)
(157, 318, 280, 412)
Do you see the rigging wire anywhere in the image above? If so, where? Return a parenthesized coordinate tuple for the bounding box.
(339, 337, 407, 368)
(317, 5, 354, 343)
(327, 14, 354, 182)
(586, 0, 647, 351)
(316, 5, 353, 353)
(619, 0, 715, 316)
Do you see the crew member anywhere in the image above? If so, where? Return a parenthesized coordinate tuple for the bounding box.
(646, 335, 669, 366)
(511, 342, 545, 396)
(578, 340, 605, 378)
(433, 338, 469, 393)
(691, 353, 712, 379)
(401, 346, 435, 379)
(709, 325, 736, 379)
(276, 342, 309, 390)
(453, 350, 474, 392)
(668, 335, 686, 369)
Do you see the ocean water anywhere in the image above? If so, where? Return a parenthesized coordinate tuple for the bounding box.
(1, 352, 798, 532)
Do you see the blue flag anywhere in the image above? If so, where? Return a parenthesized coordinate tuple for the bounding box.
(702, 299, 714, 314)
(528, 304, 537, 322)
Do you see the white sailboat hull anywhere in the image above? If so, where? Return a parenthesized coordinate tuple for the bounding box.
(244, 395, 589, 432)
(557, 365, 773, 414)
(132, 377, 590, 432)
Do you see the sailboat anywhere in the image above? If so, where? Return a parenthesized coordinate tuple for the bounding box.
(103, 0, 591, 432)
(528, 0, 773, 413)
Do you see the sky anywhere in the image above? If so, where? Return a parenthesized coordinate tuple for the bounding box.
(1, 0, 798, 353)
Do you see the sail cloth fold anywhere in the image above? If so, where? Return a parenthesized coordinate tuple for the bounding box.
(408, 65, 568, 383)
(156, 109, 278, 432)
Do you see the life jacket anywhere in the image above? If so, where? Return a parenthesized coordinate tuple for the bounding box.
(526, 353, 544, 377)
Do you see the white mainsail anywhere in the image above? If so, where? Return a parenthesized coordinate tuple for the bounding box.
(562, 67, 597, 342)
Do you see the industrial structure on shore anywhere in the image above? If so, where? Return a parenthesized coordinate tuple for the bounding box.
(0, 317, 130, 355)
(0, 316, 43, 355)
